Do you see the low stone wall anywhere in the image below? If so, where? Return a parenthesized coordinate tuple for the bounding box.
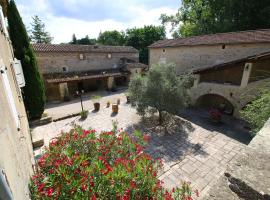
(203, 119, 270, 199)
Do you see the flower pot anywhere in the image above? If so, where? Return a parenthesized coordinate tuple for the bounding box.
(94, 102, 100, 111)
(126, 96, 130, 104)
(112, 104, 118, 113)
(106, 102, 110, 108)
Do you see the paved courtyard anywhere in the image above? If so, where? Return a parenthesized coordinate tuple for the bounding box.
(32, 92, 251, 199)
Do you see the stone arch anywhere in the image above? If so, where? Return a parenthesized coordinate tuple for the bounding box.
(196, 94, 235, 115)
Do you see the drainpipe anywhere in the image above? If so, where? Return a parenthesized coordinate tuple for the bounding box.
(0, 169, 13, 200)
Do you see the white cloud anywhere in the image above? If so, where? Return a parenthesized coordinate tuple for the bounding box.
(17, 1, 177, 43)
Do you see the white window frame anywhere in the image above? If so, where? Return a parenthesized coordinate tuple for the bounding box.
(1, 65, 20, 129)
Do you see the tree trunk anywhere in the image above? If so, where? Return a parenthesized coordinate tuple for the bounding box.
(158, 110, 163, 125)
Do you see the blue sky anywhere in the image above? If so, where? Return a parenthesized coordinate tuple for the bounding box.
(16, 0, 180, 43)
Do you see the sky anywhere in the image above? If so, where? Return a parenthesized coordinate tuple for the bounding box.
(16, 0, 180, 44)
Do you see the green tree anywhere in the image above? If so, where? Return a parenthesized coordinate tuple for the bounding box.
(70, 33, 77, 44)
(7, 0, 46, 119)
(161, 0, 270, 38)
(126, 25, 166, 64)
(129, 63, 192, 126)
(77, 35, 96, 45)
(241, 90, 270, 135)
(30, 15, 53, 43)
(97, 30, 126, 46)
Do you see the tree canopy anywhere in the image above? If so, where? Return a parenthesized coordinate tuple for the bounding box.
(70, 34, 97, 45)
(97, 30, 126, 46)
(161, 0, 270, 38)
(8, 1, 46, 119)
(129, 63, 192, 126)
(126, 25, 166, 64)
(30, 15, 53, 43)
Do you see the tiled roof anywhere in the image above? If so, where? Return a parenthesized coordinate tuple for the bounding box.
(149, 29, 270, 48)
(194, 51, 270, 74)
(32, 43, 138, 53)
(43, 69, 124, 83)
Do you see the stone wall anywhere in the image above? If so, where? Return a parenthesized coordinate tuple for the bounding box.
(203, 119, 270, 200)
(35, 52, 139, 74)
(149, 43, 270, 74)
(0, 28, 34, 198)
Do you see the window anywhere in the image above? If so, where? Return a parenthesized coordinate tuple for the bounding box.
(79, 54, 84, 60)
(62, 67, 67, 72)
(222, 44, 226, 49)
(162, 49, 166, 53)
(108, 53, 112, 59)
(1, 66, 20, 129)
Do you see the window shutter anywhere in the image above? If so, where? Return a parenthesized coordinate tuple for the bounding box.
(0, 6, 9, 37)
(1, 65, 20, 129)
(12, 59, 25, 88)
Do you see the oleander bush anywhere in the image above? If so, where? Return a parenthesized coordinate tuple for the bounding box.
(30, 125, 197, 200)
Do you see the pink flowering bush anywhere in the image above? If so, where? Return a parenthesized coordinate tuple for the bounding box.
(209, 108, 222, 122)
(30, 126, 198, 200)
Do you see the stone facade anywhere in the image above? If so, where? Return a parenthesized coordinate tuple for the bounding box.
(149, 43, 270, 74)
(189, 56, 270, 118)
(33, 44, 146, 102)
(0, 5, 34, 200)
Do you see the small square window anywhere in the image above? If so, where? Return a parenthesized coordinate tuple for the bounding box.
(108, 53, 112, 59)
(62, 67, 67, 72)
(79, 54, 84, 60)
(222, 44, 226, 49)
(163, 49, 166, 53)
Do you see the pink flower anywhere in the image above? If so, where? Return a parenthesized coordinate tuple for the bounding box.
(46, 188, 54, 197)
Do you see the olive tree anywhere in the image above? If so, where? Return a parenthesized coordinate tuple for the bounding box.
(129, 63, 193, 126)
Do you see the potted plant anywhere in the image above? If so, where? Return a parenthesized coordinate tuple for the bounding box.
(117, 98, 120, 105)
(80, 110, 89, 119)
(112, 104, 118, 114)
(125, 92, 130, 104)
(106, 101, 110, 108)
(209, 108, 222, 123)
(92, 95, 101, 111)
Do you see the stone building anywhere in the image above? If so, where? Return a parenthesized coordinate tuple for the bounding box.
(0, 2, 34, 199)
(149, 29, 270, 117)
(33, 44, 147, 102)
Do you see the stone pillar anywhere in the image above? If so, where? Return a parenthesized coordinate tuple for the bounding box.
(107, 76, 115, 90)
(59, 82, 69, 101)
(241, 63, 253, 88)
(193, 74, 201, 88)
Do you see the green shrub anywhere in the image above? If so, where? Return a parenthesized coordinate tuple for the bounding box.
(241, 90, 270, 135)
(80, 110, 89, 119)
(30, 126, 197, 199)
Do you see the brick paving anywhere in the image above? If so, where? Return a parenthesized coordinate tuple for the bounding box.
(32, 92, 249, 199)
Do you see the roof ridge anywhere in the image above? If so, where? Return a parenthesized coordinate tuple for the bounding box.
(149, 29, 270, 48)
(174, 29, 270, 41)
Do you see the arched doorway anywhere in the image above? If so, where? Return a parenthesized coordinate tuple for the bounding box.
(196, 94, 234, 115)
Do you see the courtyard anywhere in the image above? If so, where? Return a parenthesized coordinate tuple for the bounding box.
(32, 91, 252, 199)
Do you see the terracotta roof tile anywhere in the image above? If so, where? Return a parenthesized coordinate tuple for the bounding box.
(32, 43, 138, 53)
(149, 29, 270, 48)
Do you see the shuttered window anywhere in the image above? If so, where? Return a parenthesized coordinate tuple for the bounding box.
(1, 66, 20, 129)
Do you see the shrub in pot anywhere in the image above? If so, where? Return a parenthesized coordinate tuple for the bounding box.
(80, 110, 88, 119)
(125, 93, 130, 104)
(106, 101, 110, 108)
(92, 95, 101, 111)
(30, 126, 198, 199)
